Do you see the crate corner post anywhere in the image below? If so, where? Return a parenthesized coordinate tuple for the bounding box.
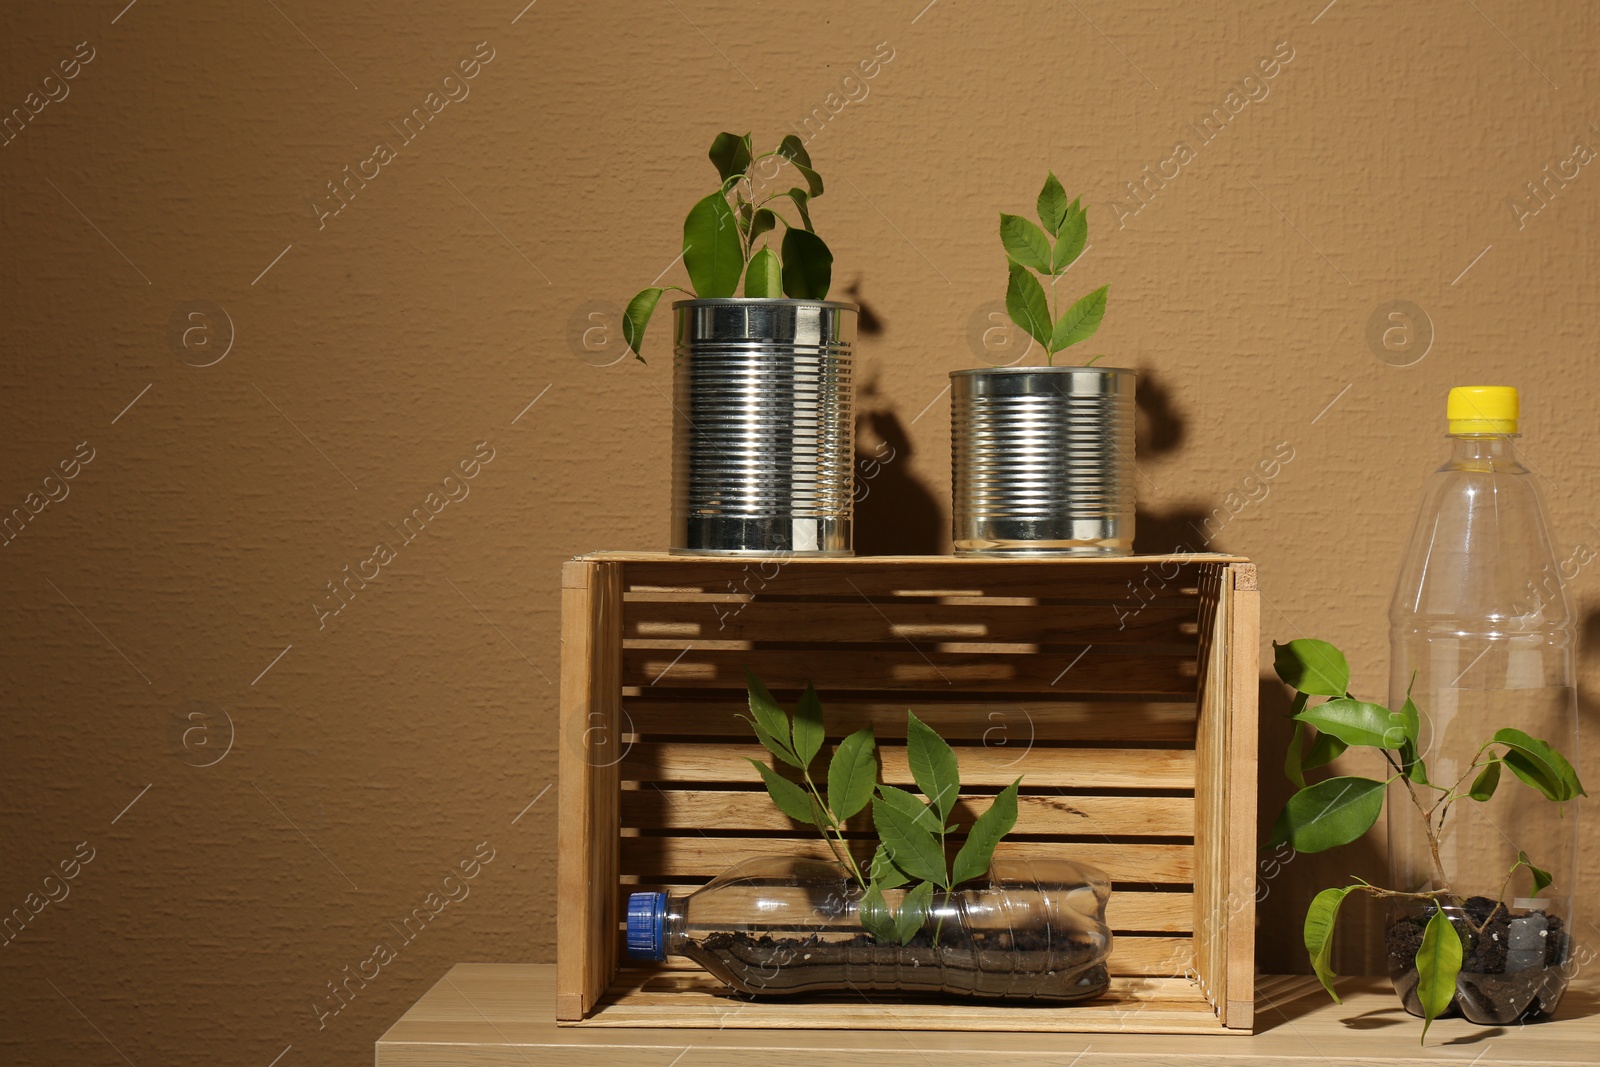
(556, 558, 624, 1022)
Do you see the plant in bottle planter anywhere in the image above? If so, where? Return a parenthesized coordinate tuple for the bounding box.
(740, 673, 1024, 946)
(614, 132, 857, 557)
(621, 673, 1115, 1001)
(950, 173, 1135, 557)
(1267, 638, 1586, 1041)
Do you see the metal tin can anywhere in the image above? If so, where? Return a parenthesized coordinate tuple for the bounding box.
(950, 366, 1136, 556)
(672, 299, 856, 556)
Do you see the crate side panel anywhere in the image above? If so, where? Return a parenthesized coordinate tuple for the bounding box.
(556, 560, 623, 1020)
(1191, 564, 1229, 1021)
(1223, 564, 1260, 1029)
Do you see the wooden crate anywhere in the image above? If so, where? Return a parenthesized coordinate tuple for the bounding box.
(557, 552, 1260, 1034)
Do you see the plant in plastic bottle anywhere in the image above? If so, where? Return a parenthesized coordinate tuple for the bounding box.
(1266, 638, 1585, 1042)
(620, 675, 1114, 1001)
(741, 672, 1022, 944)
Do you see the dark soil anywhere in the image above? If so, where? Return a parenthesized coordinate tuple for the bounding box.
(682, 927, 1111, 1002)
(1385, 897, 1571, 1025)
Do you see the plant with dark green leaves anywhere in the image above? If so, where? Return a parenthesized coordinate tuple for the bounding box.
(1000, 172, 1108, 366)
(622, 132, 832, 361)
(742, 672, 1022, 946)
(1268, 638, 1586, 1042)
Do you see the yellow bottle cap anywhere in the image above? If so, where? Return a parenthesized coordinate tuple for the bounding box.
(1447, 386, 1519, 435)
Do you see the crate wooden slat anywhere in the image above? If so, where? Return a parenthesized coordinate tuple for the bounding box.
(620, 741, 1196, 788)
(619, 698, 1202, 742)
(557, 553, 1259, 1033)
(618, 789, 1198, 837)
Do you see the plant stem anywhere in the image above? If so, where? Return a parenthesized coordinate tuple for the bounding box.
(1384, 749, 1455, 897)
(1047, 271, 1058, 368)
(802, 766, 865, 887)
(1429, 741, 1498, 818)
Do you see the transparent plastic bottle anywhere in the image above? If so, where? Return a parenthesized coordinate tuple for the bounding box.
(1387, 386, 1581, 1023)
(625, 855, 1113, 1001)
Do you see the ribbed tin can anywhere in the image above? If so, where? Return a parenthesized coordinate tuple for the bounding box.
(950, 367, 1136, 556)
(671, 299, 856, 556)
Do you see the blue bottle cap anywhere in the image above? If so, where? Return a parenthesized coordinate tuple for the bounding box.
(626, 891, 667, 960)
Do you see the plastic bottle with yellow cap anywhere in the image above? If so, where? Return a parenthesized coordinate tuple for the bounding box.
(1387, 385, 1581, 1024)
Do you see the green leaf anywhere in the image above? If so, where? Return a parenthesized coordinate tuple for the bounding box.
(894, 881, 933, 946)
(1493, 728, 1587, 802)
(1282, 692, 1310, 781)
(1468, 760, 1501, 802)
(749, 208, 776, 243)
(869, 842, 911, 890)
(1416, 906, 1463, 1042)
(1518, 850, 1554, 896)
(1284, 722, 1306, 789)
(1036, 172, 1069, 235)
(1304, 731, 1349, 771)
(683, 192, 744, 298)
(1005, 264, 1051, 349)
(780, 227, 832, 299)
(1303, 886, 1354, 1002)
(785, 189, 813, 231)
(876, 784, 941, 833)
(871, 795, 947, 886)
(708, 131, 752, 182)
(744, 247, 783, 297)
(791, 683, 825, 765)
(777, 134, 813, 169)
(950, 778, 1020, 886)
(999, 213, 1053, 273)
(1262, 803, 1291, 849)
(748, 759, 823, 828)
(1397, 692, 1421, 748)
(828, 727, 878, 821)
(1051, 208, 1088, 272)
(1280, 776, 1386, 853)
(777, 135, 823, 197)
(859, 879, 896, 942)
(745, 671, 801, 767)
(1293, 698, 1407, 750)
(1050, 285, 1109, 353)
(905, 711, 961, 820)
(622, 287, 663, 361)
(1272, 639, 1350, 697)
(1407, 754, 1431, 786)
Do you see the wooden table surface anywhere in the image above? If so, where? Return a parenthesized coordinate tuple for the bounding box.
(375, 964, 1599, 1066)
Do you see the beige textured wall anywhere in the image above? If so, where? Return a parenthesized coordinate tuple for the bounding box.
(3, 1, 1597, 1062)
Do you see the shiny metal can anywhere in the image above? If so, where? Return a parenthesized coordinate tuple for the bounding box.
(950, 366, 1136, 556)
(672, 299, 856, 556)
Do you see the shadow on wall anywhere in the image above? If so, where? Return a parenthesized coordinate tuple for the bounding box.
(1579, 609, 1600, 732)
(1255, 674, 1390, 978)
(853, 374, 943, 556)
(1130, 368, 1217, 555)
(843, 278, 884, 336)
